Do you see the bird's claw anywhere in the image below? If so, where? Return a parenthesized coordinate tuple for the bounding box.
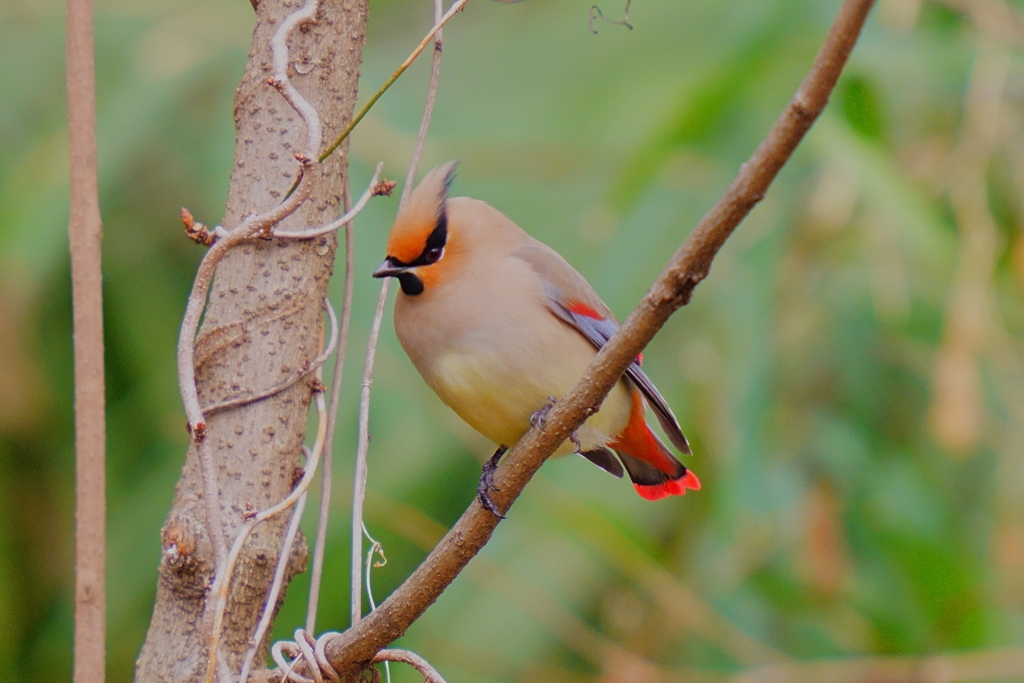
(530, 396, 558, 431)
(570, 430, 582, 453)
(477, 446, 507, 519)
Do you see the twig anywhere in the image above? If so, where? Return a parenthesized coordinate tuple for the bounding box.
(589, 0, 633, 33)
(362, 524, 388, 612)
(402, 0, 446, 204)
(303, 173, 388, 634)
(272, 637, 448, 683)
(271, 630, 339, 683)
(363, 525, 390, 683)
(238, 490, 310, 683)
(350, 0, 446, 629)
(350, 283, 389, 627)
(305, 185, 355, 633)
(274, 164, 384, 240)
(309, 0, 875, 675)
(318, 0, 467, 165)
(203, 299, 338, 417)
(373, 650, 447, 683)
(67, 0, 105, 681)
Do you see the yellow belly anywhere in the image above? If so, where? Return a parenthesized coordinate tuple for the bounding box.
(427, 347, 632, 454)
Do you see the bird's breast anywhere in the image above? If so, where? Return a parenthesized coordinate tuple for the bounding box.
(393, 257, 631, 450)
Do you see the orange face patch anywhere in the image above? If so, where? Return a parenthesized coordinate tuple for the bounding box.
(386, 163, 454, 264)
(382, 161, 461, 295)
(387, 213, 438, 265)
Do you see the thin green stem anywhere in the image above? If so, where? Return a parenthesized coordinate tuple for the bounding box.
(319, 0, 469, 164)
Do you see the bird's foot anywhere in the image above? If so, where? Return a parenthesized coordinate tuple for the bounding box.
(477, 446, 508, 519)
(530, 396, 558, 431)
(570, 430, 582, 453)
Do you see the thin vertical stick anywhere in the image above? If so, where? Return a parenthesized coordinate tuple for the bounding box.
(401, 0, 446, 205)
(67, 0, 105, 681)
(239, 492, 308, 683)
(350, 284, 388, 626)
(306, 182, 355, 634)
(351, 0, 446, 628)
(304, 165, 383, 633)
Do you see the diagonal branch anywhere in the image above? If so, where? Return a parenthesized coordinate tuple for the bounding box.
(304, 0, 876, 676)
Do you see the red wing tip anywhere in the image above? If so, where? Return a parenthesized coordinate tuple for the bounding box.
(566, 300, 603, 320)
(633, 470, 701, 501)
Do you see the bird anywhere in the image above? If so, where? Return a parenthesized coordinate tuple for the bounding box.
(373, 162, 700, 515)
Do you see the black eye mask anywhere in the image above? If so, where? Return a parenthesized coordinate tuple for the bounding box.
(379, 209, 448, 297)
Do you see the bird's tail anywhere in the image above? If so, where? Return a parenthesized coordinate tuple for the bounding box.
(609, 391, 700, 501)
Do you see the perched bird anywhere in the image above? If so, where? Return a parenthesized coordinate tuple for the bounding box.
(373, 162, 699, 514)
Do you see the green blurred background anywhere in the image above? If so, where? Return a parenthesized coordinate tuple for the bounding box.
(3, 0, 1024, 680)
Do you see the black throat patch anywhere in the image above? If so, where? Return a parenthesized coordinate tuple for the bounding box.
(397, 272, 424, 296)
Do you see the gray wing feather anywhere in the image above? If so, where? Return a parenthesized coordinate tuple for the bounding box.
(579, 447, 625, 478)
(544, 291, 691, 455)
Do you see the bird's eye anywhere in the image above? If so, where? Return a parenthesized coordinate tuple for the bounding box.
(423, 247, 443, 264)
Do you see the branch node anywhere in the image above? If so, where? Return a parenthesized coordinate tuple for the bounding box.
(790, 95, 815, 122)
(371, 179, 397, 197)
(183, 208, 215, 246)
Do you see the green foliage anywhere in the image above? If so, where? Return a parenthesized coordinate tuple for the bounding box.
(2, 0, 1023, 681)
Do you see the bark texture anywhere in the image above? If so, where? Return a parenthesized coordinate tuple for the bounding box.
(136, 1, 368, 681)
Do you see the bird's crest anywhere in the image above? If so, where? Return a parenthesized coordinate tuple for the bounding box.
(387, 161, 459, 265)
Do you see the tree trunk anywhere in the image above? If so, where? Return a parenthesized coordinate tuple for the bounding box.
(135, 1, 368, 681)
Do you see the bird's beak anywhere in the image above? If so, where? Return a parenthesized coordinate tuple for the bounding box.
(373, 258, 407, 279)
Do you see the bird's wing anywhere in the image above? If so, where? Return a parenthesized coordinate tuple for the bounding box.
(512, 241, 691, 455)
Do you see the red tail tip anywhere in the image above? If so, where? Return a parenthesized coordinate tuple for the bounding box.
(633, 469, 701, 501)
